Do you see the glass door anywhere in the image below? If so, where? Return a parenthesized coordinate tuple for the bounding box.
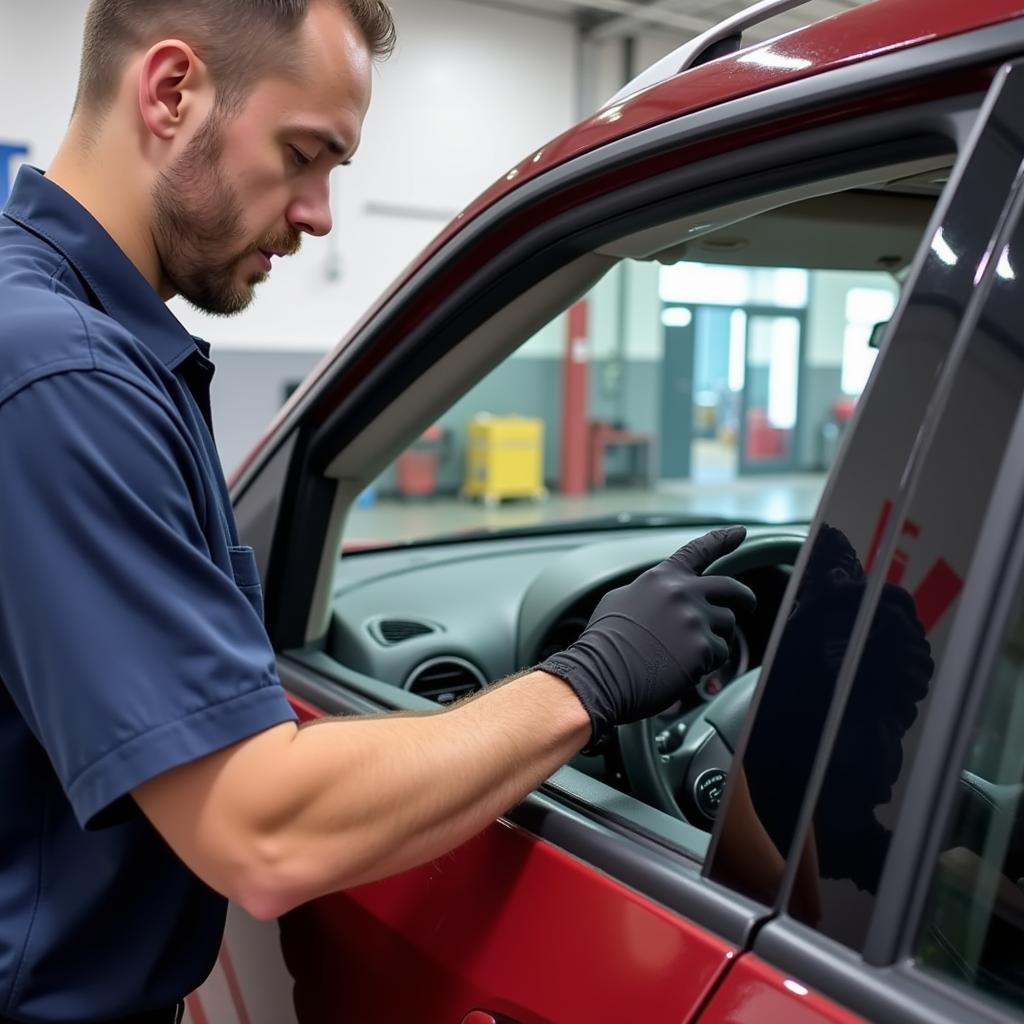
(738, 309, 805, 474)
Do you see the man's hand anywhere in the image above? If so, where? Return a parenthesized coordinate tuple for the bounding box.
(538, 526, 757, 750)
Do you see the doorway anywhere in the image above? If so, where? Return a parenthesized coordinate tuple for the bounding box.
(659, 303, 805, 481)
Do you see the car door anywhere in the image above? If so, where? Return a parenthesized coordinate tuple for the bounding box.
(194, 26, 1024, 1024)
(697, 57, 1024, 1024)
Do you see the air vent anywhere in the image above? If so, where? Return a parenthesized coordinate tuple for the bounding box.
(406, 657, 486, 706)
(368, 618, 437, 645)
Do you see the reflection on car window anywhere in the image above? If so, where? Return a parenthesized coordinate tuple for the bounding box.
(916, 588, 1024, 1014)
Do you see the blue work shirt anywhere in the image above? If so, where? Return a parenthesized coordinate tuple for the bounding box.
(0, 167, 297, 1020)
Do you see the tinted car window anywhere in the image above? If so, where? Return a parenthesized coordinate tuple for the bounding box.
(915, 578, 1024, 1013)
(788, 205, 1024, 948)
(785, 113, 1024, 950)
(709, 72, 1024, 917)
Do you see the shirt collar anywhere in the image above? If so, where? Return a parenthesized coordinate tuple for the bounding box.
(3, 165, 204, 372)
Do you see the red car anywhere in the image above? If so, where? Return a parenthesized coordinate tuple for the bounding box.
(190, 0, 1024, 1019)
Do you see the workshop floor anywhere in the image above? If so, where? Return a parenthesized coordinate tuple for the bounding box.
(345, 472, 827, 546)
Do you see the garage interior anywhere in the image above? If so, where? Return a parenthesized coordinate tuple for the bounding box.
(2, 0, 873, 548)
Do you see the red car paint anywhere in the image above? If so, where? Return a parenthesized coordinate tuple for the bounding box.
(229, 0, 1024, 488)
(277, 698, 734, 1023)
(699, 954, 865, 1024)
(277, 822, 735, 1024)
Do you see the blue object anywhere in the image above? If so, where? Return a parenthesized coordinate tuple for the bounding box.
(0, 167, 296, 1017)
(355, 483, 377, 508)
(0, 142, 29, 204)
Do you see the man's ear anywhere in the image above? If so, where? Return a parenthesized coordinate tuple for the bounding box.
(138, 40, 210, 142)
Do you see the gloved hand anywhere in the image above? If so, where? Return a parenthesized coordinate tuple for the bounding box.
(538, 526, 757, 751)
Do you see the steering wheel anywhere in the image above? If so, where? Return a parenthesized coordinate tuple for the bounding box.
(618, 534, 803, 827)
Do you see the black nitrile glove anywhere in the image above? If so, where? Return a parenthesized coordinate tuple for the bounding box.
(538, 526, 757, 751)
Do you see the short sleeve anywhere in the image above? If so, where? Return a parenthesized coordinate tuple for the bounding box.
(0, 369, 296, 828)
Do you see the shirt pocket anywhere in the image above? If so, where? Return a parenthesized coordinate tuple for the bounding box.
(227, 544, 265, 622)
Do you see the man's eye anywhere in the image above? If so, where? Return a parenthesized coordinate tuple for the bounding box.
(289, 146, 312, 168)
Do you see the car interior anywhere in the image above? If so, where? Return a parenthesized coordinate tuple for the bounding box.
(307, 152, 954, 831)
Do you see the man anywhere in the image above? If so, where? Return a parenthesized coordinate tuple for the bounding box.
(0, 1, 755, 1020)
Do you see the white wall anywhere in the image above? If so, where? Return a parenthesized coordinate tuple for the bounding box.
(0, 0, 579, 352)
(805, 269, 899, 368)
(0, 3, 85, 172)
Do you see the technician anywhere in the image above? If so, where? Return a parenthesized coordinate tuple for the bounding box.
(0, 1, 755, 1020)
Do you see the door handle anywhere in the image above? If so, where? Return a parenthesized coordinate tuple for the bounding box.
(461, 1012, 521, 1024)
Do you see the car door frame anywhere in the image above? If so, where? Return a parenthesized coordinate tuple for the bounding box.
(228, 20, 1024, 1013)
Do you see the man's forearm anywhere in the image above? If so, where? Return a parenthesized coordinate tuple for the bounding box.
(288, 672, 586, 892)
(212, 671, 590, 918)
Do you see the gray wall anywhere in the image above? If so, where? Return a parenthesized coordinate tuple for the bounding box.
(799, 365, 845, 471)
(210, 349, 324, 479)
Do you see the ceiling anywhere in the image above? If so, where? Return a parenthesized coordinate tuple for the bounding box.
(460, 0, 869, 43)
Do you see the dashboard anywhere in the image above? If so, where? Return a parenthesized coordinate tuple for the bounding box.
(327, 526, 804, 752)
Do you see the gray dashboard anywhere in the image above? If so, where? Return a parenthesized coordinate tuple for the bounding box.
(327, 524, 807, 697)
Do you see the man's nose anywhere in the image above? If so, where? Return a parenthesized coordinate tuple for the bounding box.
(288, 187, 333, 237)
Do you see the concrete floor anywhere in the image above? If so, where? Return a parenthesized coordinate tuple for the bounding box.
(346, 472, 826, 545)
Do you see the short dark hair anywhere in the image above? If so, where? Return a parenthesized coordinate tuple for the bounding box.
(75, 0, 396, 117)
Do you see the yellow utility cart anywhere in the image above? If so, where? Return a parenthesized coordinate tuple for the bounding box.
(462, 414, 547, 506)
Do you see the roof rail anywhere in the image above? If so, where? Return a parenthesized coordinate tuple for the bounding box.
(601, 0, 815, 110)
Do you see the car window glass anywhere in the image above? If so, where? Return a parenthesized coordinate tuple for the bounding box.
(327, 162, 958, 838)
(710, 82, 1024, 913)
(786, 200, 1024, 948)
(914, 577, 1024, 1015)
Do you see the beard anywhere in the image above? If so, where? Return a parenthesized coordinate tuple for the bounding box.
(152, 111, 300, 316)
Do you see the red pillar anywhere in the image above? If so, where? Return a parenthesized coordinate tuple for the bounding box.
(560, 300, 590, 496)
